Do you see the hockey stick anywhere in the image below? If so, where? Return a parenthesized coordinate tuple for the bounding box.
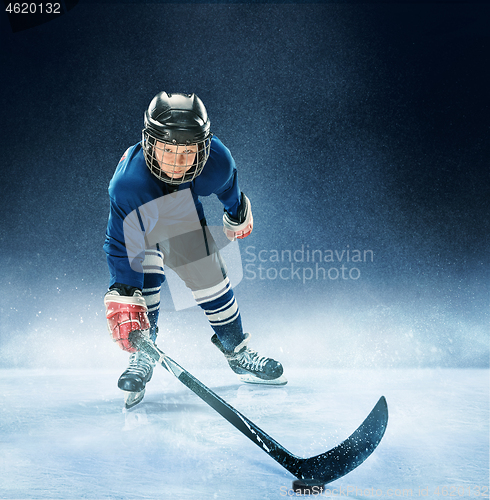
(129, 331, 388, 486)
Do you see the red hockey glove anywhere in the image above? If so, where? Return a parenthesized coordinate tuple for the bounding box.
(223, 192, 253, 241)
(104, 286, 150, 353)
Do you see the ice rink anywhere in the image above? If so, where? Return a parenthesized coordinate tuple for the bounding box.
(1, 366, 488, 499)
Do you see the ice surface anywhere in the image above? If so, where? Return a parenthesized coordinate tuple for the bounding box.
(0, 367, 488, 499)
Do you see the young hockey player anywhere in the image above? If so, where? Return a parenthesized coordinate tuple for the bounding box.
(103, 91, 286, 407)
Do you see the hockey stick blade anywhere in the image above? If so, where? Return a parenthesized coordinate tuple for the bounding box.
(129, 331, 388, 485)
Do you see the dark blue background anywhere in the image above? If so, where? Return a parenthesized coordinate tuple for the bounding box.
(0, 2, 488, 368)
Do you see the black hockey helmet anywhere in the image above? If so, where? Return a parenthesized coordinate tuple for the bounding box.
(142, 91, 212, 185)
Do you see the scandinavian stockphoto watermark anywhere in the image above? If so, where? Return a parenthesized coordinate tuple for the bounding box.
(279, 484, 490, 497)
(121, 189, 374, 311)
(244, 245, 374, 283)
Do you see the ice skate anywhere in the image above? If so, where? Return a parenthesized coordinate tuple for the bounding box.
(212, 332, 287, 386)
(118, 350, 156, 409)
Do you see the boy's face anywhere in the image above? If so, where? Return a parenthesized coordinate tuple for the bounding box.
(154, 142, 198, 180)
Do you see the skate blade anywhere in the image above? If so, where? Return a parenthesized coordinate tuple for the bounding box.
(236, 373, 288, 386)
(123, 389, 146, 410)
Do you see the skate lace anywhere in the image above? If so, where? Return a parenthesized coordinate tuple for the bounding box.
(126, 351, 154, 378)
(236, 348, 268, 372)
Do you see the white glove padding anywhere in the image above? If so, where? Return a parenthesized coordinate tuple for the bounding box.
(223, 193, 253, 241)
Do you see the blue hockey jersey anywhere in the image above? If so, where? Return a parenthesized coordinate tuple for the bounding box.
(103, 135, 241, 289)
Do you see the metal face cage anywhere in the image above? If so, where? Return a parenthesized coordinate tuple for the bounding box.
(142, 130, 212, 185)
